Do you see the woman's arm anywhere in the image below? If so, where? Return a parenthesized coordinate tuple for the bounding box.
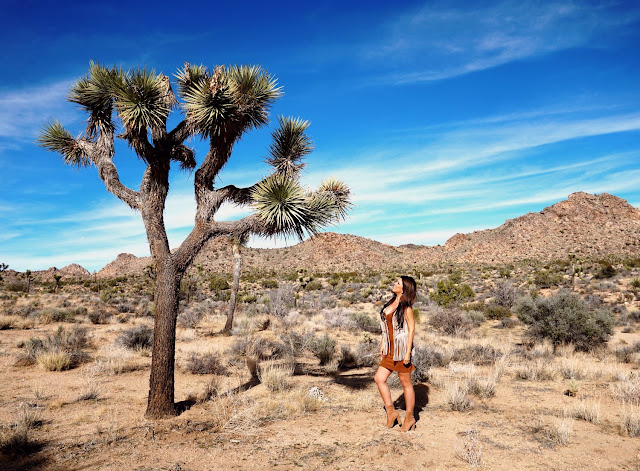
(403, 306, 415, 364)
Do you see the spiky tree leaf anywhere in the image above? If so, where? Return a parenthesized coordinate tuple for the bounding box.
(182, 66, 237, 138)
(114, 68, 172, 132)
(68, 61, 122, 136)
(266, 116, 312, 176)
(317, 178, 352, 220)
(227, 65, 282, 130)
(174, 63, 208, 99)
(251, 173, 310, 239)
(37, 121, 90, 168)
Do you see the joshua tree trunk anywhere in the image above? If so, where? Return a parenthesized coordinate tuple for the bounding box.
(222, 241, 242, 335)
(146, 260, 182, 418)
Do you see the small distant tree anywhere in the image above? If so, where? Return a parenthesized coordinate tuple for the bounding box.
(0, 263, 8, 282)
(38, 62, 350, 418)
(53, 274, 62, 293)
(221, 234, 248, 335)
(23, 269, 34, 293)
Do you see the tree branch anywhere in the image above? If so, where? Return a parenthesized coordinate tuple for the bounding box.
(172, 215, 267, 273)
(77, 130, 141, 210)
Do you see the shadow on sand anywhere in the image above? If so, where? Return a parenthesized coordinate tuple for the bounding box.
(393, 383, 430, 424)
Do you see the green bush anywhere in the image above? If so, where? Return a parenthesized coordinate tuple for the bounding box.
(116, 324, 153, 350)
(430, 278, 474, 307)
(631, 278, 640, 289)
(594, 262, 616, 279)
(533, 270, 563, 289)
(261, 279, 279, 289)
(305, 280, 323, 291)
(308, 333, 337, 365)
(209, 276, 230, 291)
(484, 304, 512, 320)
(515, 290, 614, 352)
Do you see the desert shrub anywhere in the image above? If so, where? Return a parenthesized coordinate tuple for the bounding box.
(0, 404, 41, 456)
(258, 361, 294, 392)
(533, 270, 563, 289)
(516, 290, 613, 352)
(231, 336, 287, 360)
(40, 308, 76, 323)
(350, 312, 380, 332)
(500, 317, 519, 329)
(209, 276, 230, 291)
(446, 381, 471, 411)
(185, 352, 227, 375)
(116, 324, 153, 351)
(452, 344, 503, 365)
(323, 308, 358, 330)
(484, 304, 511, 320)
(261, 279, 278, 289)
(338, 345, 358, 368)
(429, 307, 472, 336)
(267, 286, 296, 318)
(177, 305, 204, 329)
(430, 278, 474, 307)
(354, 339, 379, 367)
(37, 350, 72, 371)
(88, 309, 111, 324)
(5, 281, 27, 293)
(631, 278, 640, 289)
(16, 326, 89, 369)
(594, 262, 616, 279)
(468, 310, 486, 327)
(412, 345, 449, 383)
(490, 281, 519, 308)
(305, 280, 323, 291)
(308, 333, 337, 365)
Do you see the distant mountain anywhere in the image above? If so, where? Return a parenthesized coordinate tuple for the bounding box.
(92, 191, 640, 277)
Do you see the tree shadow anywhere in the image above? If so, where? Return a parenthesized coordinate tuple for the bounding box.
(392, 383, 430, 423)
(0, 442, 48, 471)
(332, 372, 373, 390)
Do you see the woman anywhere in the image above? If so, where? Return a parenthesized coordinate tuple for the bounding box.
(373, 275, 417, 431)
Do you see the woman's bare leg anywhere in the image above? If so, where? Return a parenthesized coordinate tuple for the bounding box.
(398, 372, 415, 429)
(374, 366, 393, 406)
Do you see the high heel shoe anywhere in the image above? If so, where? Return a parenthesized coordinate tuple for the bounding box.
(384, 405, 400, 428)
(400, 413, 416, 432)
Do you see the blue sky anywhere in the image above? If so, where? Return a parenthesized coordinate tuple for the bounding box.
(1, 0, 640, 272)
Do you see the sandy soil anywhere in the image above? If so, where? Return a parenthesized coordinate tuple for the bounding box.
(2, 310, 640, 471)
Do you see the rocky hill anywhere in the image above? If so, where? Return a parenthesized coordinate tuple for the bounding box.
(92, 191, 640, 277)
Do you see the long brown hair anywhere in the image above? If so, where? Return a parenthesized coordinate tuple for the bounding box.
(380, 275, 417, 329)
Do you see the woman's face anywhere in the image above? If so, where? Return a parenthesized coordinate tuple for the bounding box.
(392, 278, 403, 295)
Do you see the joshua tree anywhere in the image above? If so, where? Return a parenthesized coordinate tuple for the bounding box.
(0, 263, 7, 282)
(38, 62, 351, 418)
(53, 274, 62, 293)
(23, 269, 34, 293)
(221, 234, 248, 335)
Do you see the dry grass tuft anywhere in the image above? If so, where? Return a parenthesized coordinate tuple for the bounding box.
(571, 399, 600, 423)
(516, 359, 557, 381)
(611, 375, 640, 405)
(258, 360, 295, 392)
(623, 404, 640, 437)
(446, 381, 472, 411)
(36, 349, 72, 371)
(455, 429, 483, 467)
(0, 403, 41, 456)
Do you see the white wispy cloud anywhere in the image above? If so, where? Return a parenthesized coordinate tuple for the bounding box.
(0, 79, 77, 140)
(366, 1, 639, 84)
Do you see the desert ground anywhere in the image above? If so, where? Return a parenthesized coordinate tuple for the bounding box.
(2, 258, 640, 470)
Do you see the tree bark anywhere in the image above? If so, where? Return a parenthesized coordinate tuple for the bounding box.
(222, 242, 242, 334)
(145, 260, 182, 418)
